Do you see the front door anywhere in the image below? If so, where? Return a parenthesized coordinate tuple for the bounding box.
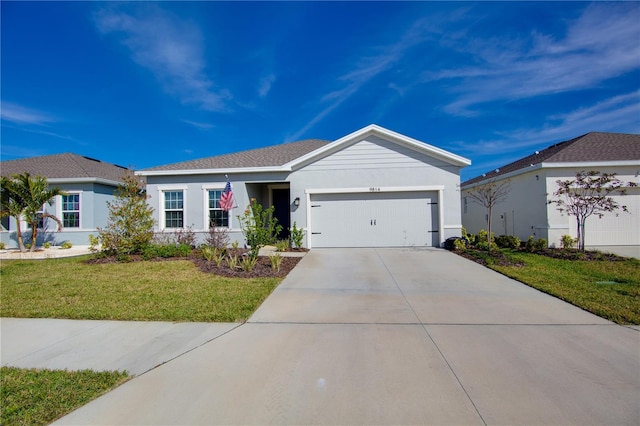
(271, 188, 291, 240)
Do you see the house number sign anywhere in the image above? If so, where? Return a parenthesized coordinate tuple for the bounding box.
(369, 187, 381, 192)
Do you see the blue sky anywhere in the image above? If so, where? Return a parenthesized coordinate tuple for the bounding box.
(2, 1, 639, 181)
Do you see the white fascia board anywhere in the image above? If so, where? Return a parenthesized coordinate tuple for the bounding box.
(285, 124, 471, 170)
(47, 177, 120, 186)
(461, 164, 543, 190)
(540, 160, 640, 169)
(305, 185, 445, 195)
(136, 165, 287, 177)
(462, 160, 640, 190)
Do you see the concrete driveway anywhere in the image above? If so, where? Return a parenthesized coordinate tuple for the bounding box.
(37, 248, 640, 424)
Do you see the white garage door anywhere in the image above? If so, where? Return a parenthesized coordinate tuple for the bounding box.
(310, 191, 439, 248)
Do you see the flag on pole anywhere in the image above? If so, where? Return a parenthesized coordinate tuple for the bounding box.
(219, 179, 234, 211)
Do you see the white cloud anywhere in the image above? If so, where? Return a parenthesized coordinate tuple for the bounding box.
(181, 119, 214, 130)
(0, 102, 56, 125)
(93, 6, 230, 112)
(258, 74, 276, 98)
(424, 3, 640, 116)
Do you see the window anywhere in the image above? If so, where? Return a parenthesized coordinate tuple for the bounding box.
(62, 194, 80, 228)
(208, 190, 229, 227)
(164, 191, 184, 228)
(30, 205, 45, 229)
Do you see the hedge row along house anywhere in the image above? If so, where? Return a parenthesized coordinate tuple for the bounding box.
(2, 126, 638, 252)
(461, 132, 640, 250)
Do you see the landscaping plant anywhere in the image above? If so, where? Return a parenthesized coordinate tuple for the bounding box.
(0, 173, 64, 252)
(98, 172, 155, 256)
(290, 222, 305, 249)
(237, 198, 282, 259)
(548, 170, 637, 251)
(269, 253, 283, 272)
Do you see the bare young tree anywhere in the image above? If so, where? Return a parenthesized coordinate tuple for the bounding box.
(549, 170, 637, 251)
(466, 179, 511, 251)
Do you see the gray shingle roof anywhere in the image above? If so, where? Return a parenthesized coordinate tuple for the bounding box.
(143, 139, 330, 171)
(0, 153, 128, 183)
(462, 132, 640, 186)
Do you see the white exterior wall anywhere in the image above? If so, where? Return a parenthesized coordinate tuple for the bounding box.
(463, 164, 640, 248)
(145, 172, 290, 246)
(289, 136, 464, 247)
(462, 169, 549, 241)
(545, 165, 640, 247)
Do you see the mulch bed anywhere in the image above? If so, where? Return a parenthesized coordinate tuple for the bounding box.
(453, 247, 626, 267)
(85, 249, 302, 278)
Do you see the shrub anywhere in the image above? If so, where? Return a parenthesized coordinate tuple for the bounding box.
(453, 238, 467, 251)
(290, 222, 304, 248)
(227, 254, 239, 269)
(475, 229, 494, 246)
(43, 242, 52, 249)
(240, 255, 258, 272)
(213, 249, 226, 267)
(495, 235, 521, 249)
(201, 246, 216, 262)
(275, 239, 289, 252)
(206, 226, 230, 249)
(238, 199, 282, 260)
(99, 172, 155, 256)
(0, 242, 5, 250)
(88, 234, 99, 253)
(60, 241, 72, 249)
(269, 253, 283, 272)
(524, 236, 547, 252)
(142, 243, 191, 260)
(560, 234, 577, 250)
(174, 225, 196, 247)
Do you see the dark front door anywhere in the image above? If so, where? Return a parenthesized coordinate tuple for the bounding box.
(272, 188, 291, 240)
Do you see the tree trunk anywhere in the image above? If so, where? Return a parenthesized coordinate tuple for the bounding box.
(16, 219, 26, 252)
(487, 206, 492, 252)
(577, 218, 585, 252)
(30, 225, 38, 252)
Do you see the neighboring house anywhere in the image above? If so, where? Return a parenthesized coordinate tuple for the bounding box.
(0, 153, 128, 248)
(138, 124, 471, 248)
(461, 132, 640, 248)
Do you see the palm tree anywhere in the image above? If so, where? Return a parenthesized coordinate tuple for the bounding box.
(0, 173, 64, 252)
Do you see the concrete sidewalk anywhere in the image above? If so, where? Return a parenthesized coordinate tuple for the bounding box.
(4, 248, 638, 425)
(1, 319, 239, 376)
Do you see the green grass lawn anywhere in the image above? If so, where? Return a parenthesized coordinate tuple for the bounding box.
(486, 250, 640, 324)
(0, 256, 281, 322)
(1, 366, 128, 426)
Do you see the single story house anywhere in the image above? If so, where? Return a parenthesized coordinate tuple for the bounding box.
(0, 153, 128, 248)
(138, 124, 471, 248)
(461, 132, 640, 249)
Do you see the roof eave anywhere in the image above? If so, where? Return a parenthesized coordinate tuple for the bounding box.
(47, 177, 121, 186)
(136, 165, 290, 177)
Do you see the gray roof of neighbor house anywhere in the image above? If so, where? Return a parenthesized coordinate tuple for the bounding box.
(462, 132, 640, 186)
(143, 139, 330, 171)
(0, 153, 128, 183)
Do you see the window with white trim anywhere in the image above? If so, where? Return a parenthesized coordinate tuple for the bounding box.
(62, 194, 80, 228)
(164, 191, 184, 228)
(208, 190, 229, 227)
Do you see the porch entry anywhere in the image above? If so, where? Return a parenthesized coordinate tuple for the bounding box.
(271, 187, 291, 240)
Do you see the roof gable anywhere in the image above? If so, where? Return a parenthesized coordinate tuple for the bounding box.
(462, 132, 640, 186)
(0, 153, 128, 184)
(287, 124, 471, 170)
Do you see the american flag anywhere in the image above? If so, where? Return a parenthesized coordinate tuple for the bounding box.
(219, 179, 234, 211)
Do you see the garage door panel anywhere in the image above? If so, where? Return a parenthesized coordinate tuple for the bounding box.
(310, 192, 438, 248)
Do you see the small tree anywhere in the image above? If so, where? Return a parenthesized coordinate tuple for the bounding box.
(549, 170, 637, 251)
(237, 198, 282, 259)
(98, 171, 155, 255)
(465, 179, 510, 251)
(0, 173, 63, 252)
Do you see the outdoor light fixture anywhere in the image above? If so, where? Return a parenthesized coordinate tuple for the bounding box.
(293, 197, 300, 207)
